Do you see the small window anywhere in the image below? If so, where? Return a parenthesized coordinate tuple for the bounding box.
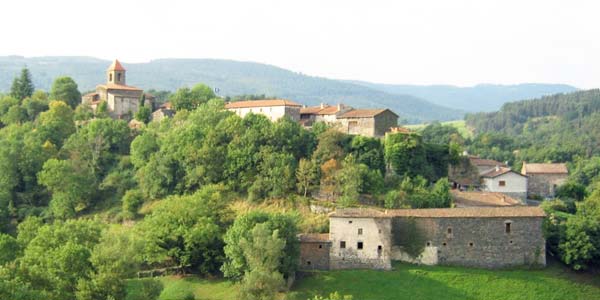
(348, 220, 353, 224)
(340, 241, 346, 249)
(499, 180, 506, 187)
(109, 73, 113, 81)
(469, 242, 474, 247)
(442, 242, 447, 246)
(447, 227, 452, 234)
(117, 73, 121, 82)
(505, 222, 511, 234)
(426, 241, 431, 246)
(306, 261, 311, 265)
(358, 228, 363, 235)
(509, 240, 513, 244)
(378, 229, 382, 234)
(318, 244, 322, 249)
(357, 242, 364, 250)
(377, 245, 382, 250)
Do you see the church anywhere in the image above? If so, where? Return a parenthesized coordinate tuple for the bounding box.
(82, 59, 153, 119)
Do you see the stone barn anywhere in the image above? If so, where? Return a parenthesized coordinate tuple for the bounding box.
(298, 233, 331, 270)
(521, 162, 568, 198)
(336, 109, 398, 137)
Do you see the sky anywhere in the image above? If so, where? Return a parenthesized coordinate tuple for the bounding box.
(1, 0, 599, 88)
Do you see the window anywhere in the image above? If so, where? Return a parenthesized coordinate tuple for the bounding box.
(378, 229, 382, 234)
(109, 73, 113, 81)
(378, 245, 382, 251)
(306, 261, 311, 265)
(499, 180, 506, 187)
(469, 242, 474, 247)
(505, 222, 511, 234)
(447, 227, 452, 234)
(318, 244, 322, 249)
(442, 242, 447, 246)
(426, 241, 431, 246)
(358, 228, 363, 235)
(117, 73, 121, 82)
(357, 242, 363, 250)
(348, 220, 353, 224)
(340, 241, 346, 249)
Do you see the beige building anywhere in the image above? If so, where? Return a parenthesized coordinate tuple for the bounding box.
(299, 103, 353, 127)
(82, 60, 153, 119)
(224, 99, 302, 122)
(469, 156, 508, 175)
(521, 162, 568, 198)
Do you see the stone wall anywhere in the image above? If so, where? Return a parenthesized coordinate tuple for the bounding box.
(373, 111, 398, 137)
(392, 216, 546, 268)
(329, 216, 392, 270)
(527, 173, 567, 198)
(108, 89, 143, 119)
(299, 241, 331, 270)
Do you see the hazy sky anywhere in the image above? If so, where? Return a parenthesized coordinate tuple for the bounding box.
(2, 0, 599, 88)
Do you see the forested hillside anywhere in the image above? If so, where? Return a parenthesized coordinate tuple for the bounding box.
(464, 89, 600, 164)
(0, 56, 462, 123)
(349, 81, 577, 112)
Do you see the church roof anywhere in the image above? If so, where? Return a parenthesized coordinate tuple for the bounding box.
(107, 59, 126, 71)
(97, 83, 142, 91)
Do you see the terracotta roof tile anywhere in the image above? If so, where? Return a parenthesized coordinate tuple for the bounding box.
(469, 156, 507, 167)
(331, 206, 545, 218)
(225, 99, 302, 109)
(522, 163, 568, 174)
(452, 191, 521, 207)
(107, 59, 126, 71)
(481, 167, 525, 178)
(338, 109, 395, 118)
(300, 106, 326, 114)
(98, 83, 142, 91)
(298, 233, 330, 243)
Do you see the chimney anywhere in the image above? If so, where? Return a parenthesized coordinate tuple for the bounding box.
(495, 165, 500, 172)
(320, 103, 325, 109)
(337, 103, 342, 111)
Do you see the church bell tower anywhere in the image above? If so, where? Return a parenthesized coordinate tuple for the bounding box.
(107, 59, 126, 85)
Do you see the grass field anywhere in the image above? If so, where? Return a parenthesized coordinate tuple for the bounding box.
(127, 260, 600, 300)
(406, 120, 474, 139)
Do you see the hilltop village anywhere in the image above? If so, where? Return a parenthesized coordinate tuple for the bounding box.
(78, 60, 573, 271)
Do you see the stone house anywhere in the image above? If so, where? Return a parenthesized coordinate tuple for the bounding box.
(298, 233, 331, 270)
(521, 162, 568, 198)
(152, 107, 174, 122)
(299, 103, 353, 127)
(82, 59, 153, 120)
(336, 109, 399, 137)
(299, 206, 546, 270)
(224, 99, 302, 122)
(469, 156, 508, 175)
(481, 166, 528, 200)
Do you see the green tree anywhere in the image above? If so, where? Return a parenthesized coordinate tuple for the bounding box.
(127, 278, 163, 300)
(170, 84, 216, 111)
(222, 211, 299, 281)
(37, 100, 76, 147)
(139, 185, 231, 274)
(0, 233, 19, 264)
(50, 76, 81, 109)
(337, 155, 362, 207)
(238, 223, 286, 300)
(559, 214, 599, 270)
(296, 158, 317, 197)
(10, 68, 35, 100)
(135, 105, 151, 123)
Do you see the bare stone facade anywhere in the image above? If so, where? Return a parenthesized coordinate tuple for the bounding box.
(526, 173, 567, 198)
(301, 207, 546, 271)
(298, 234, 331, 270)
(337, 109, 398, 137)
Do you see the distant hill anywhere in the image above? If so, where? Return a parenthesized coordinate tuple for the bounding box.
(348, 81, 578, 112)
(0, 56, 463, 124)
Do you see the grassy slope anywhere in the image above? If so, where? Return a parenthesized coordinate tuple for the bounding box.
(127, 261, 600, 300)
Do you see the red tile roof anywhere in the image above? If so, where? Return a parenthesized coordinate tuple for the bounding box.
(298, 233, 330, 243)
(330, 206, 545, 218)
(338, 109, 397, 118)
(451, 191, 522, 207)
(225, 99, 302, 109)
(522, 163, 568, 174)
(97, 83, 142, 91)
(481, 167, 525, 178)
(469, 156, 507, 167)
(107, 59, 126, 71)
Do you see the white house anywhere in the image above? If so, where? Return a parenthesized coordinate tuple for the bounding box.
(481, 166, 528, 201)
(224, 99, 302, 122)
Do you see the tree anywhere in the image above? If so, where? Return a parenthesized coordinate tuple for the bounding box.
(559, 214, 599, 270)
(0, 233, 19, 264)
(37, 159, 94, 219)
(170, 83, 216, 111)
(139, 185, 231, 274)
(296, 158, 317, 197)
(135, 105, 151, 123)
(222, 211, 299, 281)
(126, 279, 163, 300)
(121, 189, 144, 219)
(10, 68, 35, 100)
(36, 101, 76, 147)
(238, 223, 286, 300)
(337, 155, 362, 207)
(50, 76, 81, 109)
